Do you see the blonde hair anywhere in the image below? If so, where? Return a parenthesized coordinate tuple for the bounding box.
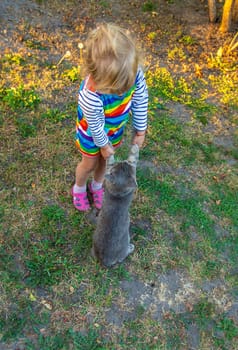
(83, 23, 139, 95)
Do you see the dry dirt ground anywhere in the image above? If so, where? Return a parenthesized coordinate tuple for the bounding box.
(0, 1, 237, 349)
(0, 0, 229, 69)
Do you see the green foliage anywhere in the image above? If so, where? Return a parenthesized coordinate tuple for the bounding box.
(0, 311, 27, 341)
(211, 182, 238, 228)
(142, 1, 157, 12)
(209, 73, 238, 107)
(0, 85, 41, 109)
(151, 178, 214, 235)
(216, 317, 238, 341)
(1, 53, 25, 65)
(15, 117, 38, 137)
(41, 108, 70, 123)
(24, 328, 107, 350)
(147, 67, 217, 124)
(25, 244, 71, 286)
(23, 205, 72, 286)
(25, 39, 47, 50)
(62, 66, 80, 82)
(68, 328, 107, 349)
(41, 204, 66, 223)
(167, 46, 187, 60)
(192, 298, 216, 327)
(179, 35, 197, 46)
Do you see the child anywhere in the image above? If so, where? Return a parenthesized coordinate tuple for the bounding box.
(72, 23, 148, 211)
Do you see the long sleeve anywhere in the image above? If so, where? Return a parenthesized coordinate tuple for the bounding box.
(78, 89, 109, 147)
(131, 68, 148, 132)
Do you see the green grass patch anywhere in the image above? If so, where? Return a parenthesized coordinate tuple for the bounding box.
(0, 84, 41, 110)
(142, 1, 157, 12)
(138, 170, 214, 236)
(210, 182, 238, 229)
(147, 66, 218, 124)
(41, 108, 71, 123)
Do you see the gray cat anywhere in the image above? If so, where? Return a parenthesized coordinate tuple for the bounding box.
(92, 144, 139, 267)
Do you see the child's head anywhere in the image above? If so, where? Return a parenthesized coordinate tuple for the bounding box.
(84, 23, 139, 95)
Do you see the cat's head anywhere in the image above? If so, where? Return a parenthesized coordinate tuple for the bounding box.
(106, 144, 139, 175)
(104, 161, 137, 197)
(104, 144, 139, 196)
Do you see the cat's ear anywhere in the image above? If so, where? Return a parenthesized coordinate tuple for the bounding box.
(106, 154, 115, 175)
(127, 144, 139, 167)
(128, 175, 137, 189)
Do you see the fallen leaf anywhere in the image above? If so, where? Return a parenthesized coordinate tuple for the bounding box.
(185, 302, 193, 312)
(41, 299, 53, 310)
(69, 286, 75, 294)
(29, 292, 37, 301)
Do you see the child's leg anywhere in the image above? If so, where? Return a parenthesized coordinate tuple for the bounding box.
(72, 155, 99, 211)
(75, 155, 99, 187)
(94, 155, 106, 184)
(89, 155, 106, 209)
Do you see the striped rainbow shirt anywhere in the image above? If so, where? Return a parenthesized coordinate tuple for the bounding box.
(76, 67, 148, 156)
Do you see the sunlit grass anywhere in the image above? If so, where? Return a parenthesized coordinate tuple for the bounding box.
(0, 85, 41, 109)
(209, 72, 238, 107)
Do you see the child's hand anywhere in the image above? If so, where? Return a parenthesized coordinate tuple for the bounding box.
(100, 143, 115, 160)
(132, 131, 146, 148)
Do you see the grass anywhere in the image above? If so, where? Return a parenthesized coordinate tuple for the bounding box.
(0, 2, 238, 349)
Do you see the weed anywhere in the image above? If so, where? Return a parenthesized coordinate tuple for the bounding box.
(227, 31, 238, 54)
(142, 1, 157, 12)
(25, 39, 47, 50)
(147, 66, 218, 124)
(147, 31, 157, 41)
(25, 245, 71, 287)
(62, 66, 80, 82)
(1, 84, 41, 109)
(41, 108, 70, 123)
(200, 259, 223, 278)
(0, 311, 27, 341)
(167, 46, 187, 60)
(211, 182, 238, 228)
(99, 0, 109, 8)
(15, 117, 38, 137)
(25, 328, 106, 350)
(179, 35, 197, 46)
(41, 204, 66, 224)
(1, 53, 25, 65)
(192, 297, 216, 327)
(209, 73, 238, 107)
(216, 316, 238, 341)
(69, 327, 107, 349)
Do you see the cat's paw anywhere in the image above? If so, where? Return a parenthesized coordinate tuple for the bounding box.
(128, 243, 135, 254)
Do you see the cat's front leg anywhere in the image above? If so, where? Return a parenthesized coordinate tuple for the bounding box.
(117, 242, 135, 263)
(128, 243, 135, 254)
(127, 229, 134, 255)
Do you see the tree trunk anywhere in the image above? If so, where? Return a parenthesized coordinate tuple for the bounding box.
(219, 0, 235, 32)
(232, 0, 238, 21)
(208, 0, 217, 22)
